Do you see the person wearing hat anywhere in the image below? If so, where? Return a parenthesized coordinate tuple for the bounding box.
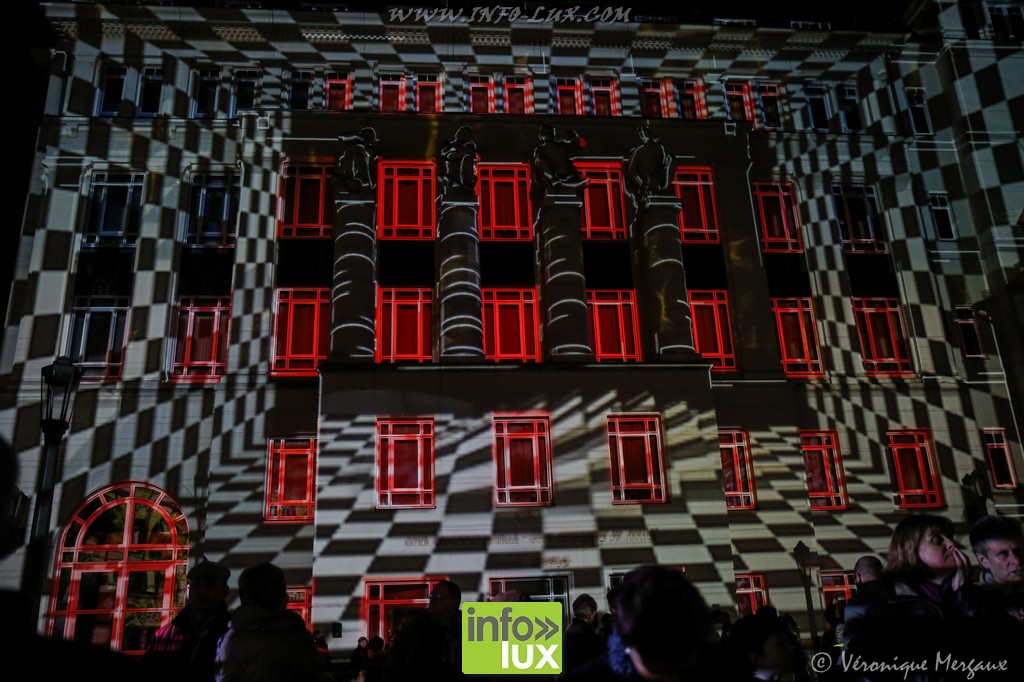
(144, 558, 232, 682)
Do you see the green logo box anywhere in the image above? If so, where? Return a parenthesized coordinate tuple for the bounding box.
(462, 601, 564, 675)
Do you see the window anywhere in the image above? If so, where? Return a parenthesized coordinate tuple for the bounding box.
(376, 288, 433, 363)
(416, 74, 442, 113)
(379, 73, 407, 112)
(289, 70, 314, 110)
(478, 164, 532, 240)
(279, 165, 334, 238)
(852, 297, 913, 376)
(578, 162, 627, 240)
(85, 172, 145, 245)
(378, 162, 435, 239)
(503, 76, 534, 114)
(468, 75, 495, 114)
(838, 84, 864, 133)
(674, 168, 719, 243)
(265, 437, 316, 522)
(755, 82, 782, 130)
(831, 184, 887, 253)
(590, 78, 620, 116)
(754, 182, 803, 252)
(231, 69, 258, 115)
(326, 72, 352, 111)
(98, 65, 127, 116)
(49, 483, 188, 654)
(184, 174, 240, 246)
(929, 192, 955, 240)
(678, 79, 706, 120)
(805, 82, 830, 131)
(772, 298, 824, 377)
(288, 587, 313, 629)
(954, 306, 985, 358)
(488, 576, 569, 620)
(67, 297, 129, 382)
(724, 81, 753, 122)
(606, 414, 668, 504)
(689, 290, 736, 371)
(639, 79, 672, 118)
(493, 414, 554, 506)
(376, 418, 435, 508)
(271, 288, 329, 376)
(906, 88, 932, 135)
(193, 68, 220, 117)
(587, 290, 642, 362)
(735, 573, 768, 616)
(137, 67, 164, 116)
(989, 4, 1024, 40)
(170, 297, 230, 382)
(801, 431, 847, 510)
(553, 77, 583, 115)
(983, 428, 1018, 490)
(820, 572, 856, 607)
(482, 288, 541, 362)
(887, 430, 943, 508)
(720, 430, 756, 510)
(364, 580, 435, 641)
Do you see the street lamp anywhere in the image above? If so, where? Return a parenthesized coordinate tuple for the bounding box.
(22, 356, 81, 628)
(792, 540, 821, 649)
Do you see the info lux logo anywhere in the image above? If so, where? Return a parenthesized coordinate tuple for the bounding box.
(462, 602, 563, 675)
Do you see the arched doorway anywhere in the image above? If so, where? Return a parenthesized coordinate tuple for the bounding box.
(48, 481, 189, 654)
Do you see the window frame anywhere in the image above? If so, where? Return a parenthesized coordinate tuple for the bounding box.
(983, 428, 1018, 490)
(193, 68, 221, 118)
(820, 571, 857, 607)
(688, 290, 736, 372)
(84, 171, 145, 246)
(887, 430, 943, 509)
(415, 73, 442, 113)
(288, 70, 315, 111)
(67, 296, 130, 383)
(325, 71, 353, 111)
(578, 162, 628, 240)
(377, 161, 436, 240)
(265, 437, 317, 522)
(852, 297, 914, 377)
(606, 414, 669, 504)
(482, 287, 542, 362)
(477, 163, 533, 241)
(735, 573, 769, 617)
(230, 69, 259, 116)
(492, 414, 555, 507)
(587, 289, 642, 362)
(278, 164, 334, 239)
(801, 430, 848, 510)
(271, 288, 330, 377)
(376, 287, 434, 363)
(724, 81, 754, 122)
(674, 167, 720, 243)
(288, 586, 313, 629)
(98, 64, 127, 116)
(954, 306, 985, 359)
(137, 67, 164, 117)
(678, 79, 707, 120)
(838, 84, 865, 133)
(468, 75, 496, 114)
(929, 192, 956, 240)
(553, 76, 583, 115)
(363, 579, 436, 641)
(988, 4, 1024, 40)
(720, 430, 757, 510)
(804, 82, 830, 132)
(589, 77, 620, 116)
(639, 79, 673, 118)
(754, 182, 803, 252)
(755, 81, 783, 130)
(772, 297, 824, 377)
(831, 183, 888, 253)
(378, 73, 407, 112)
(906, 87, 933, 136)
(184, 173, 240, 247)
(169, 296, 231, 383)
(503, 75, 534, 114)
(376, 418, 436, 509)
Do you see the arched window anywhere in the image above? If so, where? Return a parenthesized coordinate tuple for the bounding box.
(49, 482, 189, 654)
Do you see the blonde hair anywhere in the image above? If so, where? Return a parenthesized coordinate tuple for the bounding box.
(885, 514, 955, 582)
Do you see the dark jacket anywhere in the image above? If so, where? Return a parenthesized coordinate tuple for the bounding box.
(215, 606, 333, 682)
(562, 617, 607, 674)
(143, 603, 231, 682)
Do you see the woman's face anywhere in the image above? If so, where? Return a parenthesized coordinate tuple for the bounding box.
(916, 527, 959, 576)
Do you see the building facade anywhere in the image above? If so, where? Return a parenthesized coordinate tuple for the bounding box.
(2, 0, 1023, 655)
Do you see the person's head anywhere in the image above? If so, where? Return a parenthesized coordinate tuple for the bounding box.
(358, 636, 368, 648)
(428, 579, 462, 621)
(970, 516, 1024, 585)
(613, 565, 711, 680)
(367, 636, 385, 656)
(886, 514, 960, 583)
(186, 559, 230, 612)
(853, 555, 883, 586)
(238, 562, 288, 612)
(572, 593, 599, 623)
(728, 615, 798, 675)
(606, 585, 621, 615)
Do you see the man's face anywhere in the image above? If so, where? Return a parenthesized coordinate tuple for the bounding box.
(976, 538, 1024, 584)
(187, 577, 228, 610)
(428, 584, 458, 621)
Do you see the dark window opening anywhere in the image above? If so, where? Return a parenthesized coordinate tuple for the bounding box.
(178, 249, 234, 297)
(276, 240, 332, 288)
(378, 241, 435, 286)
(480, 242, 535, 287)
(583, 242, 633, 289)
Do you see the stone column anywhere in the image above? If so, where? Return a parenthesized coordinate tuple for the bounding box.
(436, 191, 484, 358)
(537, 190, 593, 359)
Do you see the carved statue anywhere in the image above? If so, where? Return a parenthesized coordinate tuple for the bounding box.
(626, 125, 673, 205)
(336, 127, 378, 193)
(532, 125, 587, 193)
(439, 125, 478, 193)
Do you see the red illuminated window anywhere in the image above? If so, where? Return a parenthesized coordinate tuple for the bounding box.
(170, 297, 230, 382)
(504, 76, 534, 114)
(754, 182, 803, 252)
(832, 184, 887, 253)
(587, 290, 642, 362)
(376, 418, 435, 509)
(689, 290, 735, 371)
(674, 168, 719, 242)
(553, 77, 583, 115)
(416, 74, 442, 113)
(468, 75, 495, 113)
(376, 288, 433, 363)
(378, 162, 435, 239)
(821, 572, 856, 607)
(852, 298, 913, 377)
(287, 587, 313, 629)
(279, 164, 333, 238)
(326, 72, 352, 111)
(590, 78, 620, 116)
(736, 573, 768, 616)
(578, 162, 627, 240)
(482, 288, 541, 362)
(271, 288, 329, 376)
(679, 79, 706, 120)
(888, 430, 943, 508)
(955, 306, 985, 358)
(607, 414, 668, 504)
(639, 79, 673, 118)
(772, 298, 823, 377)
(478, 164, 532, 240)
(725, 82, 754, 122)
(493, 414, 554, 506)
(983, 428, 1018, 490)
(720, 430, 756, 510)
(265, 437, 316, 522)
(379, 73, 406, 112)
(801, 430, 847, 510)
(755, 82, 783, 130)
(364, 580, 437, 641)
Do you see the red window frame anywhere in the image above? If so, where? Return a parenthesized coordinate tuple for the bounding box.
(674, 168, 720, 243)
(606, 414, 668, 504)
(887, 430, 944, 508)
(720, 430, 757, 510)
(678, 79, 707, 120)
(376, 287, 433, 363)
(735, 573, 769, 616)
(955, 306, 985, 358)
(852, 297, 913, 377)
(279, 164, 334, 238)
(801, 430, 848, 510)
(553, 77, 583, 115)
(755, 82, 783, 130)
(468, 75, 496, 114)
(271, 288, 329, 377)
(325, 72, 352, 111)
(379, 73, 407, 112)
(503, 76, 534, 114)
(376, 418, 435, 509)
(265, 437, 317, 522)
(493, 414, 554, 506)
(589, 78, 620, 116)
(578, 162, 627, 240)
(587, 290, 642, 362)
(170, 297, 231, 383)
(288, 586, 313, 629)
(364, 579, 440, 641)
(772, 298, 824, 377)
(983, 428, 1018, 490)
(725, 81, 754, 122)
(416, 74, 442, 113)
(689, 290, 736, 371)
(639, 79, 673, 118)
(378, 161, 436, 239)
(754, 182, 803, 252)
(482, 288, 541, 362)
(820, 572, 857, 608)
(478, 164, 533, 240)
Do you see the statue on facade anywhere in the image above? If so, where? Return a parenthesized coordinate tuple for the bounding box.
(439, 125, 478, 196)
(625, 125, 673, 205)
(336, 127, 378, 193)
(532, 125, 587, 193)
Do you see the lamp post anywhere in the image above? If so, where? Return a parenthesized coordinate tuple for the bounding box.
(792, 540, 821, 649)
(22, 356, 81, 628)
